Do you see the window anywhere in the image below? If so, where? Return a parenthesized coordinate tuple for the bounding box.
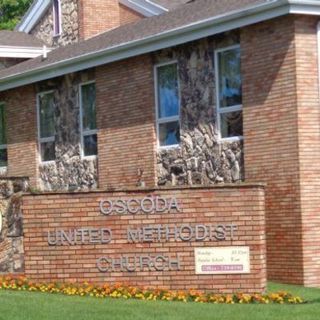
(37, 91, 55, 162)
(215, 45, 243, 140)
(155, 62, 180, 147)
(53, 0, 61, 36)
(0, 103, 7, 167)
(80, 82, 97, 157)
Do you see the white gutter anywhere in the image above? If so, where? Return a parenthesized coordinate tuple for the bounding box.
(16, 0, 51, 33)
(0, 46, 53, 59)
(2, 0, 320, 92)
(289, 0, 320, 14)
(119, 0, 167, 17)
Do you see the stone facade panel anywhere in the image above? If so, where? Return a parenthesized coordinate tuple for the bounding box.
(37, 71, 97, 191)
(154, 34, 244, 187)
(0, 178, 29, 274)
(30, 0, 79, 47)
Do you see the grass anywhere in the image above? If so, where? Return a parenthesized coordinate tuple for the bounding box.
(0, 283, 319, 320)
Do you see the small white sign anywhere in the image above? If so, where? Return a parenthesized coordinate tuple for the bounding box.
(195, 247, 250, 275)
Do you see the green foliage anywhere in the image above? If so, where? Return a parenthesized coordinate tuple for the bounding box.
(0, 283, 320, 320)
(0, 0, 33, 30)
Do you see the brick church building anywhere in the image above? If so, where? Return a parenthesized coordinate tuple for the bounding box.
(0, 0, 320, 289)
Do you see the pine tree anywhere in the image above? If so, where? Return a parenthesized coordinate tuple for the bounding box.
(0, 0, 32, 30)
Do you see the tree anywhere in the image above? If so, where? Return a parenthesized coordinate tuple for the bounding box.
(0, 0, 32, 30)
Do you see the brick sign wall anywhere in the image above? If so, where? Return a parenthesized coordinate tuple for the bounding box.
(22, 185, 266, 293)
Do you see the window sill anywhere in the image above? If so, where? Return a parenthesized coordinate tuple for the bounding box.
(158, 144, 181, 151)
(220, 136, 244, 143)
(40, 160, 56, 165)
(0, 166, 7, 175)
(82, 155, 98, 161)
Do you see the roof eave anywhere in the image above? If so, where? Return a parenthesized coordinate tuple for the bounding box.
(0, 46, 53, 59)
(16, 0, 51, 33)
(119, 0, 168, 17)
(3, 0, 320, 92)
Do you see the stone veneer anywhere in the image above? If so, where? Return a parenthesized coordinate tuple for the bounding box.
(154, 32, 244, 187)
(30, 0, 79, 47)
(37, 71, 97, 191)
(0, 177, 29, 274)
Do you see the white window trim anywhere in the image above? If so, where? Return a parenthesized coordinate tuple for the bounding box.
(36, 90, 55, 164)
(0, 102, 7, 169)
(79, 81, 98, 159)
(154, 60, 181, 150)
(214, 44, 243, 142)
(53, 0, 62, 37)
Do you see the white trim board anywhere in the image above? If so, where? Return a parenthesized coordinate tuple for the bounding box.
(0, 46, 53, 59)
(16, 0, 51, 33)
(4, 0, 320, 92)
(119, 0, 167, 17)
(52, 0, 62, 37)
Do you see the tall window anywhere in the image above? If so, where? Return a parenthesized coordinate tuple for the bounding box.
(215, 45, 243, 139)
(80, 82, 97, 157)
(155, 62, 180, 147)
(37, 91, 55, 162)
(0, 103, 7, 168)
(53, 0, 61, 36)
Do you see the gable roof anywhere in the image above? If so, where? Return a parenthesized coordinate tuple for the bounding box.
(17, 0, 185, 33)
(0, 30, 44, 48)
(2, 0, 320, 91)
(0, 30, 51, 59)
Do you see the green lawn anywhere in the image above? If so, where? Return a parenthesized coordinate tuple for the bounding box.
(0, 283, 319, 320)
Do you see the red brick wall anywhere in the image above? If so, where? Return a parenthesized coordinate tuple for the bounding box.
(79, 0, 120, 40)
(241, 16, 304, 284)
(2, 86, 38, 187)
(119, 4, 143, 25)
(22, 185, 266, 293)
(294, 16, 320, 288)
(96, 55, 157, 189)
(242, 15, 320, 287)
(79, 1, 144, 40)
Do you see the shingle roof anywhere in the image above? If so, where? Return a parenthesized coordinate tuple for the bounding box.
(0, 30, 44, 48)
(0, 0, 271, 82)
(151, 0, 190, 10)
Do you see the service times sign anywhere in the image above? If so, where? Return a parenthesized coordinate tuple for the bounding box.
(195, 247, 250, 275)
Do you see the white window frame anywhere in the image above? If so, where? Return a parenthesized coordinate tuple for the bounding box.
(36, 90, 55, 164)
(214, 44, 243, 142)
(0, 102, 7, 169)
(154, 60, 181, 150)
(53, 0, 62, 37)
(79, 81, 98, 159)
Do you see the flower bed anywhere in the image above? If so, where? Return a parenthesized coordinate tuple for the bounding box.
(0, 276, 304, 304)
